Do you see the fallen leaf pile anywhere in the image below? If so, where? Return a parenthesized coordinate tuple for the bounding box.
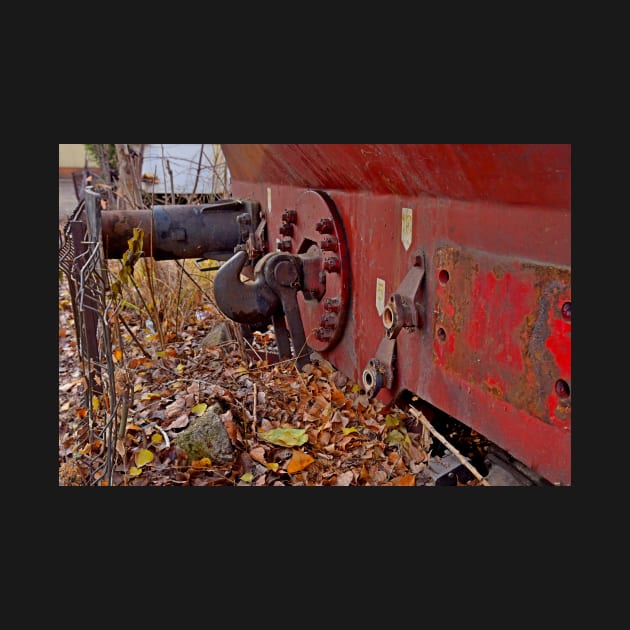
(59, 277, 481, 487)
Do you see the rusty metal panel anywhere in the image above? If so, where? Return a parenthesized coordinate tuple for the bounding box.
(432, 246, 571, 426)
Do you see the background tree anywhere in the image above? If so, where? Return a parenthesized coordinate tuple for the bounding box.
(114, 144, 144, 208)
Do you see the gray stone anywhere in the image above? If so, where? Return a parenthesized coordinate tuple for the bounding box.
(174, 402, 235, 464)
(201, 322, 235, 348)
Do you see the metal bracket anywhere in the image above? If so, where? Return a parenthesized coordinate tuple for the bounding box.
(263, 253, 311, 370)
(362, 250, 425, 397)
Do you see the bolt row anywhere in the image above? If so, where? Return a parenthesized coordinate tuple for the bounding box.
(277, 209, 343, 343)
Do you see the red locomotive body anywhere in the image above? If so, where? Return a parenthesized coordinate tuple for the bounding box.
(220, 144, 571, 485)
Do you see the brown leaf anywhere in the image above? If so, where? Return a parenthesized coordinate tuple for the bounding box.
(223, 417, 239, 443)
(165, 397, 186, 419)
(335, 471, 354, 486)
(330, 387, 346, 406)
(165, 413, 189, 430)
(249, 447, 267, 466)
(391, 474, 416, 486)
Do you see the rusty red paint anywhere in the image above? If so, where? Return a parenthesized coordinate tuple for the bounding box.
(437, 282, 456, 318)
(546, 390, 571, 426)
(222, 144, 571, 484)
(467, 270, 530, 373)
(433, 331, 456, 367)
(483, 375, 505, 397)
(546, 297, 571, 378)
(223, 144, 570, 210)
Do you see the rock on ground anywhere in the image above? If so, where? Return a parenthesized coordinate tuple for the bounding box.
(174, 402, 235, 464)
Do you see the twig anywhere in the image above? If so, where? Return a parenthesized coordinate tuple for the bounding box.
(407, 406, 491, 486)
(253, 382, 258, 424)
(117, 392, 129, 441)
(117, 312, 152, 359)
(291, 361, 309, 394)
(166, 158, 175, 206)
(154, 423, 170, 449)
(189, 143, 204, 202)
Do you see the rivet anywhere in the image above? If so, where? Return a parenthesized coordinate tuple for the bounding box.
(282, 209, 297, 224)
(315, 218, 334, 233)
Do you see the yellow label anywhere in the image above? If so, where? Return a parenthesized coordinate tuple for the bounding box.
(402, 207, 412, 251)
(376, 278, 386, 315)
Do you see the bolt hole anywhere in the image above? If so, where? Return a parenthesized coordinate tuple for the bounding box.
(555, 379, 570, 398)
(561, 301, 571, 321)
(383, 305, 394, 329)
(439, 269, 450, 284)
(437, 327, 446, 341)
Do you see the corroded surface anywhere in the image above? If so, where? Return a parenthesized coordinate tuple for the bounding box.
(432, 246, 571, 426)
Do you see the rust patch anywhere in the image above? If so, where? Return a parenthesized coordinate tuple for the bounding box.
(432, 246, 571, 426)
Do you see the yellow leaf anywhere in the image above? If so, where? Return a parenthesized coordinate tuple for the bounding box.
(192, 457, 212, 468)
(287, 450, 315, 474)
(151, 433, 163, 444)
(385, 414, 401, 427)
(135, 449, 154, 467)
(191, 403, 207, 416)
(176, 363, 185, 372)
(134, 384, 143, 392)
(385, 429, 405, 446)
(113, 348, 123, 362)
(240, 472, 254, 483)
(266, 462, 279, 472)
(141, 392, 161, 401)
(258, 427, 308, 447)
(156, 351, 166, 358)
(128, 466, 142, 476)
(342, 426, 358, 435)
(92, 396, 100, 412)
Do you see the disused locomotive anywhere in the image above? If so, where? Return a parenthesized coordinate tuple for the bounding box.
(101, 144, 571, 485)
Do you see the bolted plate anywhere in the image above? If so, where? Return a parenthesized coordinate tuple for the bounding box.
(287, 189, 351, 353)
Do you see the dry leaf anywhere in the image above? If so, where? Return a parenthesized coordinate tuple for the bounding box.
(391, 474, 416, 486)
(192, 457, 212, 468)
(116, 438, 126, 458)
(259, 427, 308, 447)
(287, 450, 314, 474)
(165, 398, 186, 419)
(135, 449, 154, 467)
(335, 471, 354, 486)
(250, 447, 267, 466)
(165, 414, 189, 430)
